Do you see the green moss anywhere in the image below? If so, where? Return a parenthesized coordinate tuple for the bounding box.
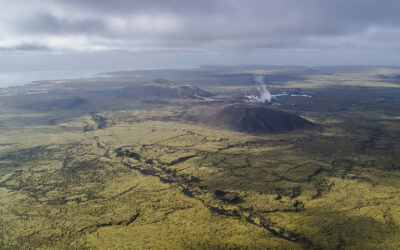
(1, 72, 400, 248)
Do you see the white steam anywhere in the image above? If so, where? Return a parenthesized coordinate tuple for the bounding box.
(245, 74, 271, 103)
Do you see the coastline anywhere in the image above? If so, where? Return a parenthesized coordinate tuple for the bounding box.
(0, 69, 104, 96)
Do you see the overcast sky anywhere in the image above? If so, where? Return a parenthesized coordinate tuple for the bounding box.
(1, 0, 400, 85)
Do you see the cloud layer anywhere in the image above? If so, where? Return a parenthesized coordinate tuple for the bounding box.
(2, 0, 400, 53)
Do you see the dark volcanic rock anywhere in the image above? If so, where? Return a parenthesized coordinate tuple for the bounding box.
(182, 104, 314, 134)
(213, 190, 242, 204)
(22, 97, 87, 111)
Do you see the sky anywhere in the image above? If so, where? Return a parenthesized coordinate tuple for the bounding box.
(1, 0, 400, 86)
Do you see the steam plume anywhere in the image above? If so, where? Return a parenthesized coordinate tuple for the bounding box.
(245, 74, 271, 103)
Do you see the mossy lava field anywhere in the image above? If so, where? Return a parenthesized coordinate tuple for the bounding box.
(1, 66, 400, 249)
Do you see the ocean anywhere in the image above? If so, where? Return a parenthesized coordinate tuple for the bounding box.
(0, 69, 102, 88)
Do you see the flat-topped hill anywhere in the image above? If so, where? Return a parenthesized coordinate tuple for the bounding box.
(118, 83, 212, 99)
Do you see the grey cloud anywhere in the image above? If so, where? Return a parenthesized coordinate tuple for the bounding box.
(16, 13, 107, 35)
(3, 0, 400, 52)
(56, 0, 227, 16)
(0, 43, 50, 51)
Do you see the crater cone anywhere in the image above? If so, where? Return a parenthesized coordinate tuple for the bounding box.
(182, 104, 314, 134)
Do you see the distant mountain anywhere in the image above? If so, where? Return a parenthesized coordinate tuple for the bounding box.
(118, 83, 212, 99)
